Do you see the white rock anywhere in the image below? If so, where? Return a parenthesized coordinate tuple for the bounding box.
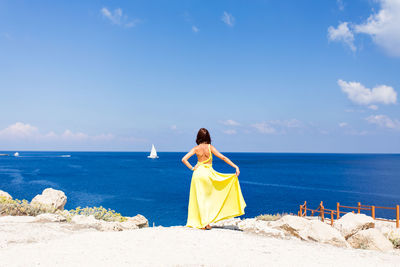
(347, 228, 393, 251)
(374, 220, 397, 238)
(334, 213, 375, 239)
(35, 213, 67, 223)
(238, 219, 285, 238)
(31, 188, 67, 210)
(0, 190, 12, 200)
(270, 215, 310, 239)
(71, 215, 139, 231)
(119, 221, 139, 230)
(305, 220, 349, 248)
(271, 215, 348, 247)
(71, 215, 99, 227)
(127, 214, 149, 228)
(211, 218, 242, 228)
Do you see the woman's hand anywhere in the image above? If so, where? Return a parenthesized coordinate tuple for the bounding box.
(235, 167, 240, 176)
(192, 163, 199, 171)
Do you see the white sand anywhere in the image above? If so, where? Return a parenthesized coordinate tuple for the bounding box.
(1, 222, 400, 267)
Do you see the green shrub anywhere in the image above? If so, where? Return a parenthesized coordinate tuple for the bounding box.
(0, 196, 56, 216)
(256, 213, 288, 221)
(69, 206, 128, 222)
(0, 196, 127, 223)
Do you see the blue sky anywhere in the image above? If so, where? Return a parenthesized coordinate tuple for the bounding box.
(0, 0, 399, 152)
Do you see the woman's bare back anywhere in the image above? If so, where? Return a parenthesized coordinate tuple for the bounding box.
(194, 144, 212, 163)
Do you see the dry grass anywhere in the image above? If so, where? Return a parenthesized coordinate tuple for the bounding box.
(256, 213, 288, 221)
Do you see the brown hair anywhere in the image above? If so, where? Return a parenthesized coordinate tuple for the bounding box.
(196, 128, 211, 145)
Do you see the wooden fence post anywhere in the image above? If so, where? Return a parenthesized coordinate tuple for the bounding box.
(321, 204, 325, 222)
(299, 205, 303, 217)
(330, 210, 334, 226)
(396, 205, 399, 228)
(336, 202, 340, 219)
(357, 202, 361, 214)
(304, 201, 307, 217)
(371, 206, 375, 220)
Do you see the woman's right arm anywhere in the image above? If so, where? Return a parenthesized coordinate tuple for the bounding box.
(181, 148, 196, 171)
(210, 145, 240, 176)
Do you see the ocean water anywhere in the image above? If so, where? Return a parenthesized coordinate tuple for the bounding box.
(0, 152, 399, 226)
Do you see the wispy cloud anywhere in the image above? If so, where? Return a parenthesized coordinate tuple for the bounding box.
(339, 122, 348, 127)
(220, 119, 240, 126)
(100, 7, 140, 28)
(338, 79, 397, 107)
(221, 11, 235, 27)
(192, 26, 199, 33)
(337, 0, 345, 11)
(366, 115, 400, 130)
(252, 119, 304, 134)
(328, 22, 356, 51)
(0, 122, 114, 142)
(252, 122, 276, 134)
(223, 129, 237, 135)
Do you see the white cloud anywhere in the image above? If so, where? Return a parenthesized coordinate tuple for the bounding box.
(221, 11, 235, 27)
(170, 125, 177, 130)
(223, 129, 237, 135)
(101, 7, 140, 28)
(328, 0, 400, 56)
(0, 122, 114, 142)
(221, 119, 240, 126)
(328, 22, 356, 51)
(339, 122, 348, 127)
(338, 79, 397, 106)
(61, 130, 89, 140)
(252, 122, 276, 134)
(366, 114, 400, 130)
(354, 0, 400, 57)
(192, 26, 199, 33)
(0, 122, 39, 139)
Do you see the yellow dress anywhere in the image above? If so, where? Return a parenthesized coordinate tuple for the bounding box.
(186, 145, 246, 228)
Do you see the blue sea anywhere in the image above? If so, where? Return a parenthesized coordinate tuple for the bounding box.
(1, 152, 399, 226)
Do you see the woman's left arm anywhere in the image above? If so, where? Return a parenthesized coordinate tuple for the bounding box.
(181, 148, 196, 171)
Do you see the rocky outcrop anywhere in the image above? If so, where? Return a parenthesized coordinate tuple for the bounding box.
(347, 228, 394, 252)
(271, 215, 348, 248)
(70, 215, 149, 231)
(34, 213, 67, 223)
(127, 214, 149, 228)
(0, 190, 12, 200)
(31, 188, 67, 210)
(238, 219, 285, 238)
(334, 213, 375, 239)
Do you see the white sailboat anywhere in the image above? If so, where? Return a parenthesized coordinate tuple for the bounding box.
(14, 152, 19, 157)
(147, 144, 159, 159)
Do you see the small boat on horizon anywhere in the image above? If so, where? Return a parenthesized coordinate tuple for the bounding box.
(147, 144, 159, 159)
(14, 152, 19, 157)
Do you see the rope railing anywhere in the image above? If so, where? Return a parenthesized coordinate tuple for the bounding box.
(298, 201, 400, 228)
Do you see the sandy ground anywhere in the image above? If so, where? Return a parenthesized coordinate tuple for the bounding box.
(1, 220, 400, 267)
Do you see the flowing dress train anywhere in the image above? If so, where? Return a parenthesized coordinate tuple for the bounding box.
(186, 145, 246, 228)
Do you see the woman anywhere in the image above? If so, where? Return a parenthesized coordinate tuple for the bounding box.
(182, 128, 246, 230)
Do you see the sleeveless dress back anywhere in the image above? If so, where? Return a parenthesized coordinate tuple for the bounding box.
(186, 145, 246, 228)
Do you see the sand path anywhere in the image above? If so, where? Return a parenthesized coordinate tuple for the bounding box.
(1, 225, 400, 266)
